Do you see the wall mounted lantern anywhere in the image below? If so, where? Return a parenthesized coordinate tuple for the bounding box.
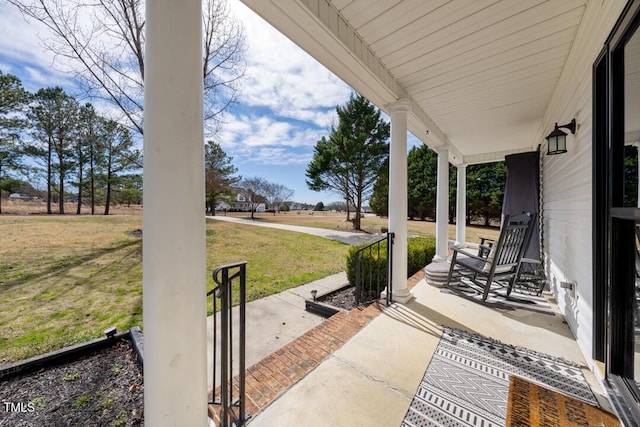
(546, 119, 576, 155)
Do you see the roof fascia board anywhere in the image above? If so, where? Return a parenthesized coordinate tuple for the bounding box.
(464, 147, 537, 165)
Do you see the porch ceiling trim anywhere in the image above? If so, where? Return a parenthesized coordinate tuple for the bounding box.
(241, 0, 592, 166)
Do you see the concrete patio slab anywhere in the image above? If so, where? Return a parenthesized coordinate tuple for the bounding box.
(247, 276, 612, 425)
(332, 304, 442, 397)
(249, 356, 411, 427)
(248, 301, 442, 427)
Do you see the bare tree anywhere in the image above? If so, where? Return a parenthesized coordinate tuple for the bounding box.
(238, 177, 268, 220)
(264, 182, 294, 215)
(9, 0, 246, 136)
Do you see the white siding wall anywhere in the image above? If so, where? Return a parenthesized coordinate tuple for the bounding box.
(541, 0, 625, 366)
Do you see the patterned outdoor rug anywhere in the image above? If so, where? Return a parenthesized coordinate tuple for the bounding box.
(401, 327, 597, 427)
(441, 279, 555, 315)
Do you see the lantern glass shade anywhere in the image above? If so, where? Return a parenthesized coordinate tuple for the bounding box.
(546, 127, 567, 155)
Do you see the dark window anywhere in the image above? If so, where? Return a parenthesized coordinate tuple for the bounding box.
(594, 0, 640, 421)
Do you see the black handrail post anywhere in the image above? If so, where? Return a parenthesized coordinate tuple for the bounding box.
(211, 289, 217, 400)
(227, 267, 233, 414)
(387, 232, 394, 306)
(376, 243, 381, 300)
(355, 251, 361, 305)
(220, 267, 229, 427)
(239, 263, 246, 424)
(209, 261, 248, 426)
(367, 246, 373, 301)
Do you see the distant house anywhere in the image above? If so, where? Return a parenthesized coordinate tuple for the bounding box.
(216, 192, 265, 213)
(9, 193, 32, 201)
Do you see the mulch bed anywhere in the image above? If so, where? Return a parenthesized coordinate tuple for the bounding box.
(318, 286, 366, 310)
(317, 269, 427, 312)
(0, 339, 143, 426)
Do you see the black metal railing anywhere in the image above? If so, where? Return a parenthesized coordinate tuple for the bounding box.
(208, 261, 248, 426)
(355, 232, 394, 306)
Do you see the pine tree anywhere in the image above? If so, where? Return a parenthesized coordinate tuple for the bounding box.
(27, 87, 77, 214)
(306, 93, 389, 230)
(0, 71, 30, 213)
(100, 120, 140, 215)
(204, 141, 239, 215)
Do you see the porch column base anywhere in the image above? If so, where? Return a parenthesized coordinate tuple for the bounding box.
(432, 254, 448, 262)
(381, 287, 413, 304)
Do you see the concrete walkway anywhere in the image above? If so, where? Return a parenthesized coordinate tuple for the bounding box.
(206, 215, 382, 245)
(207, 272, 350, 390)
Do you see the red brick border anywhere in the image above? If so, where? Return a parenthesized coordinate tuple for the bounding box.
(208, 270, 425, 425)
(207, 303, 382, 424)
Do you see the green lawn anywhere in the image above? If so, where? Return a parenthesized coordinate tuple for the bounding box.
(226, 211, 500, 243)
(0, 216, 348, 363)
(0, 212, 497, 364)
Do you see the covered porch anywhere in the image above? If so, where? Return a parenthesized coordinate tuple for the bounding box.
(243, 272, 611, 426)
(142, 0, 636, 425)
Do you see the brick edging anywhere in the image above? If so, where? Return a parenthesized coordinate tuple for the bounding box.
(208, 270, 426, 425)
(208, 302, 384, 424)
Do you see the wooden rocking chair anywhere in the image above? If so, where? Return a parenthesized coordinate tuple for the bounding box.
(446, 212, 537, 301)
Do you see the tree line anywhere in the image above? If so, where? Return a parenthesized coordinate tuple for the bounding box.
(0, 71, 141, 214)
(370, 144, 506, 226)
(7, 0, 246, 137)
(307, 93, 506, 229)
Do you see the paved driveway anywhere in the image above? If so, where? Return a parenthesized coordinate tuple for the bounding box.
(206, 215, 383, 245)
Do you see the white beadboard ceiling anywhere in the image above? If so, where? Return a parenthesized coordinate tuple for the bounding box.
(240, 0, 592, 165)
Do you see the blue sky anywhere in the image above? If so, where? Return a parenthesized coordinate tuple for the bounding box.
(0, 0, 418, 205)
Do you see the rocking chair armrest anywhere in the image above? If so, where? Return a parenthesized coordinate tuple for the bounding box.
(451, 247, 491, 264)
(478, 244, 493, 258)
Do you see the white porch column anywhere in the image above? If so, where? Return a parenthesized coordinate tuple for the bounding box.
(434, 147, 450, 261)
(455, 164, 467, 246)
(385, 100, 412, 303)
(144, 2, 207, 426)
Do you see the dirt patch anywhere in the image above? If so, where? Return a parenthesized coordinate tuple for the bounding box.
(0, 339, 143, 426)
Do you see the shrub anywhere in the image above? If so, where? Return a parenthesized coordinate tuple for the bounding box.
(346, 236, 436, 288)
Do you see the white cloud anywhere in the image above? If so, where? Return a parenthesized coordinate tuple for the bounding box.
(218, 113, 325, 151)
(0, 3, 74, 90)
(0, 4, 52, 66)
(251, 147, 311, 166)
(229, 0, 351, 127)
